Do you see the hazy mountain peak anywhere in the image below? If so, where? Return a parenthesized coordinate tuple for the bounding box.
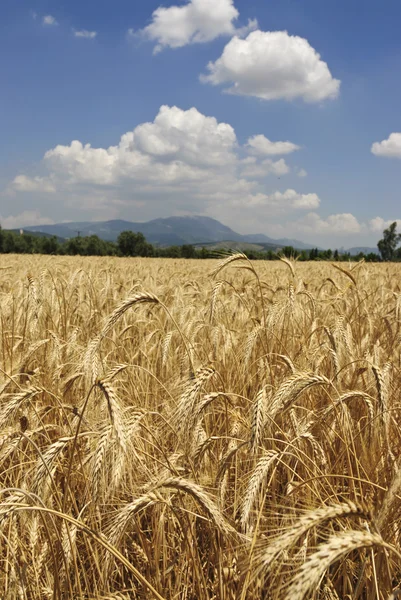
(24, 215, 318, 249)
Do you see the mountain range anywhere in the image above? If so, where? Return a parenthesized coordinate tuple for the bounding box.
(24, 216, 317, 250)
(23, 215, 379, 254)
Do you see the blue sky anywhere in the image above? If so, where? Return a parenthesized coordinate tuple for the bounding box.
(0, 0, 400, 247)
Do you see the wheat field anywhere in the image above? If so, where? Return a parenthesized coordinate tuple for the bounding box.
(1, 254, 401, 600)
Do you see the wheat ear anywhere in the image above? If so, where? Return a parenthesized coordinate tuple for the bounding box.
(256, 501, 369, 576)
(284, 530, 390, 600)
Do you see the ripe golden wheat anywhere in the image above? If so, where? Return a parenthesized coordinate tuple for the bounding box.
(1, 254, 401, 599)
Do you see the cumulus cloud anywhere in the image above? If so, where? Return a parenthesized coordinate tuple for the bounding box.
(246, 134, 300, 156)
(297, 168, 307, 177)
(43, 15, 58, 26)
(43, 106, 240, 189)
(201, 30, 340, 102)
(42, 106, 238, 191)
(371, 133, 401, 159)
(0, 211, 54, 229)
(139, 0, 257, 52)
(9, 175, 56, 193)
(131, 105, 237, 166)
(368, 217, 401, 232)
(273, 213, 401, 244)
(295, 212, 362, 235)
(241, 158, 290, 178)
(236, 189, 320, 211)
(6, 105, 398, 248)
(7, 105, 328, 235)
(74, 30, 97, 39)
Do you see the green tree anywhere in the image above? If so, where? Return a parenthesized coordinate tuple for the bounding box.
(378, 222, 401, 261)
(244, 249, 258, 260)
(12, 232, 35, 253)
(39, 235, 60, 254)
(64, 236, 85, 255)
(85, 235, 107, 256)
(2, 232, 16, 253)
(117, 231, 153, 257)
(282, 245, 296, 258)
(165, 245, 181, 258)
(181, 244, 196, 259)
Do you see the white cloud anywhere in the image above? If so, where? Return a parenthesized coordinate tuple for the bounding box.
(139, 0, 257, 52)
(241, 158, 290, 178)
(43, 105, 238, 188)
(237, 189, 320, 211)
(131, 105, 237, 166)
(245, 211, 367, 247)
(295, 212, 362, 235)
(201, 30, 340, 102)
(368, 217, 401, 232)
(9, 175, 56, 193)
(269, 159, 290, 177)
(6, 105, 399, 249)
(74, 30, 97, 39)
(297, 168, 307, 177)
(371, 133, 401, 159)
(269, 214, 401, 245)
(0, 211, 54, 229)
(7, 105, 325, 234)
(43, 15, 58, 26)
(246, 134, 300, 156)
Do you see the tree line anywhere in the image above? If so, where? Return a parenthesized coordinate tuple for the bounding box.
(0, 222, 399, 261)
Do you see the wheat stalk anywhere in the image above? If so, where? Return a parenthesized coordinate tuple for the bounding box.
(284, 530, 391, 600)
(255, 501, 369, 577)
(96, 378, 126, 453)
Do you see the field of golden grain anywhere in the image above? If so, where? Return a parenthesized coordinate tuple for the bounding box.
(1, 254, 401, 600)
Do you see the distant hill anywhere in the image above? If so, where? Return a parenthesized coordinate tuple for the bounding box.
(24, 215, 317, 250)
(8, 218, 381, 255)
(244, 233, 318, 250)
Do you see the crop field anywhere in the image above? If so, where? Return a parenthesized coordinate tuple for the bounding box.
(1, 254, 401, 600)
